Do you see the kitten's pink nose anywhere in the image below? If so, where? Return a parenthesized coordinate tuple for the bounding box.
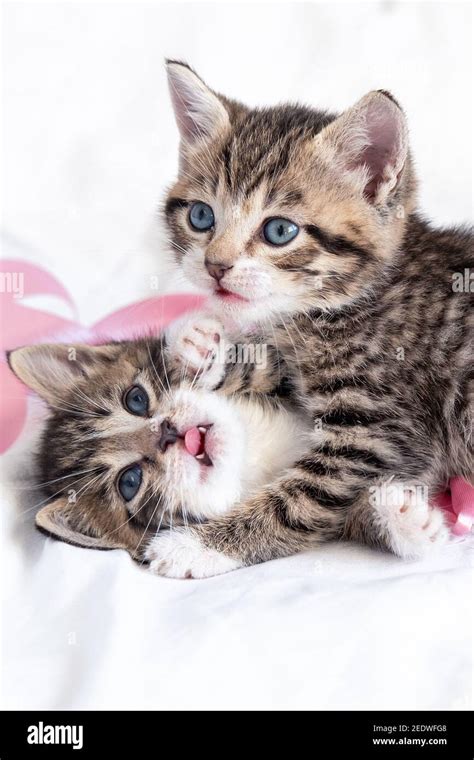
(205, 261, 233, 282)
(158, 420, 180, 453)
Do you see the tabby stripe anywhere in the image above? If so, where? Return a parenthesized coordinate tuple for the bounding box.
(310, 376, 392, 399)
(389, 437, 432, 472)
(277, 266, 320, 276)
(266, 188, 304, 207)
(311, 376, 367, 393)
(165, 198, 189, 216)
(276, 248, 318, 271)
(297, 457, 340, 477)
(321, 407, 387, 426)
(282, 189, 303, 205)
(269, 494, 313, 532)
(270, 374, 294, 399)
(316, 443, 389, 471)
(222, 143, 232, 189)
(240, 360, 255, 388)
(243, 170, 267, 198)
(284, 479, 350, 510)
(214, 359, 238, 391)
(305, 225, 374, 261)
(453, 371, 473, 419)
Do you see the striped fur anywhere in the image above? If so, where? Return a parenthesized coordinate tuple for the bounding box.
(157, 62, 473, 574)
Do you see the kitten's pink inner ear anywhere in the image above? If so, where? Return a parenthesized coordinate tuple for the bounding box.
(166, 62, 230, 144)
(357, 98, 406, 200)
(324, 91, 408, 204)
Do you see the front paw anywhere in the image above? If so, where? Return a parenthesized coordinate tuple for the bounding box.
(165, 313, 230, 389)
(146, 529, 242, 579)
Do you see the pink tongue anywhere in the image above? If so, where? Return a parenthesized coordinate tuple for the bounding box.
(184, 427, 203, 456)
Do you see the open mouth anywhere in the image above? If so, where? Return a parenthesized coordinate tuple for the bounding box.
(183, 424, 213, 466)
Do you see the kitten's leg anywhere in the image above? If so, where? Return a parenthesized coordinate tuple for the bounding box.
(146, 430, 397, 579)
(146, 440, 453, 578)
(146, 477, 451, 578)
(146, 457, 349, 578)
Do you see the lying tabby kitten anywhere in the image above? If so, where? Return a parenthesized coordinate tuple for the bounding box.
(8, 315, 446, 577)
(8, 319, 310, 574)
(156, 62, 473, 575)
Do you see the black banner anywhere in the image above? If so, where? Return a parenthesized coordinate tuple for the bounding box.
(0, 711, 472, 757)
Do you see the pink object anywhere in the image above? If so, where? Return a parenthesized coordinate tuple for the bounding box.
(0, 259, 204, 454)
(433, 477, 474, 537)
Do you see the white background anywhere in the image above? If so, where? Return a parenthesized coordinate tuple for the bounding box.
(1, 1, 473, 711)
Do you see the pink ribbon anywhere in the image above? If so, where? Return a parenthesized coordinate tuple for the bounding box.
(433, 477, 474, 536)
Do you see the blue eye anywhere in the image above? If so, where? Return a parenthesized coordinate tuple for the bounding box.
(124, 385, 148, 416)
(189, 202, 215, 231)
(263, 218, 299, 246)
(118, 464, 142, 502)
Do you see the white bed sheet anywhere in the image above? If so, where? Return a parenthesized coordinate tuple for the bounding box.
(2, 413, 473, 711)
(2, 1, 473, 711)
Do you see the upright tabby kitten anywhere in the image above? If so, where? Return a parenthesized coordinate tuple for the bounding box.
(157, 61, 473, 576)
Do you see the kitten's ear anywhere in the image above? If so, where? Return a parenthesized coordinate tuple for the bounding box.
(318, 90, 408, 204)
(166, 60, 230, 144)
(35, 499, 113, 550)
(36, 498, 140, 554)
(7, 343, 119, 405)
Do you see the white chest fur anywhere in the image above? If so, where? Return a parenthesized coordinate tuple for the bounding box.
(231, 396, 311, 498)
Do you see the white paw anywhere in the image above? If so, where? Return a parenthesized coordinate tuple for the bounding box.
(146, 529, 242, 579)
(373, 481, 450, 559)
(165, 313, 230, 389)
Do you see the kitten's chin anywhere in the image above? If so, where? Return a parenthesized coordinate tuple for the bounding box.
(208, 290, 304, 331)
(208, 290, 265, 324)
